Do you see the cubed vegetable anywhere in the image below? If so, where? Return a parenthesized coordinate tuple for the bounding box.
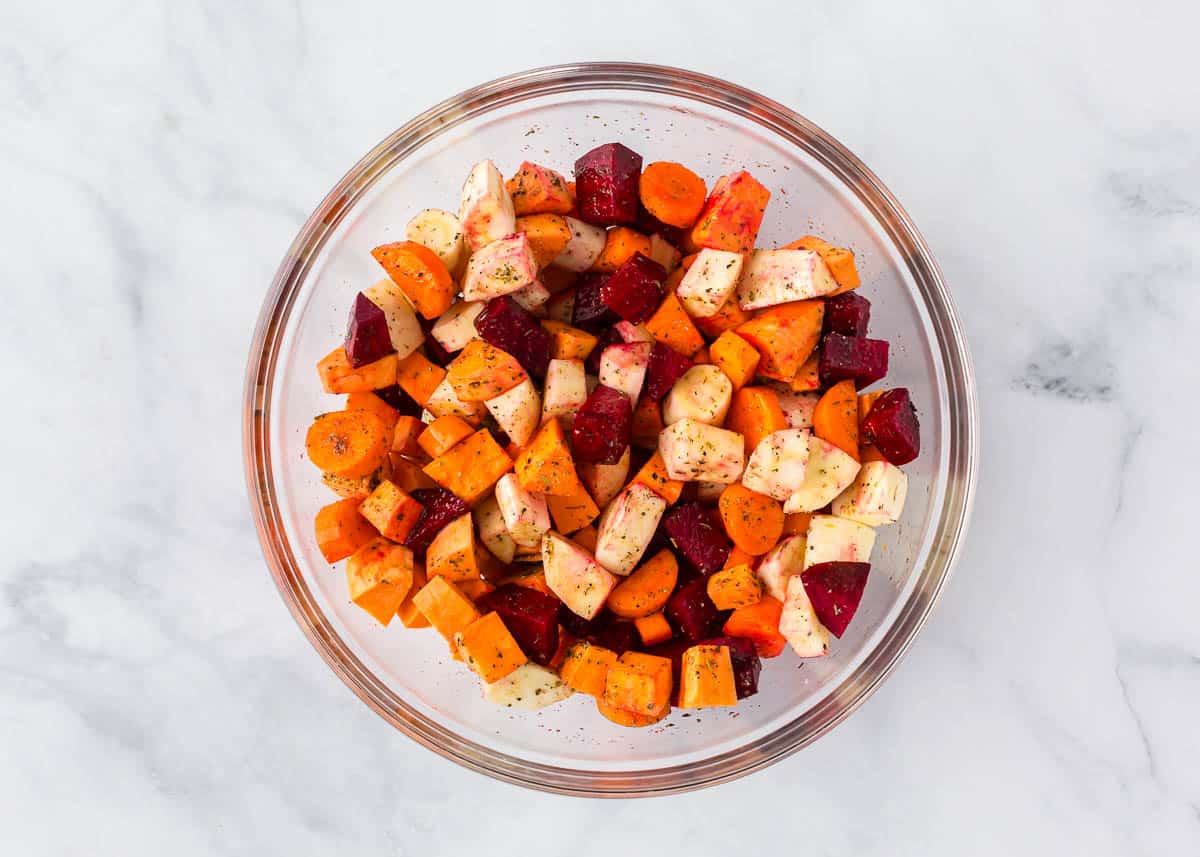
(594, 483, 668, 576)
(459, 159, 516, 251)
(542, 531, 617, 620)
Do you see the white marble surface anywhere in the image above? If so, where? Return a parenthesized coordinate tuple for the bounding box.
(2, 1, 1197, 853)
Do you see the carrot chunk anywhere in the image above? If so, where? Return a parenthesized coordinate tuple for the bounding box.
(718, 483, 784, 556)
(314, 497, 378, 563)
(506, 162, 574, 215)
(591, 227, 652, 273)
(305, 410, 388, 479)
(639, 162, 707, 228)
(735, 300, 824, 381)
(606, 550, 679, 619)
(645, 292, 704, 356)
(395, 350, 446, 408)
(722, 596, 787, 658)
(689, 171, 770, 253)
(516, 213, 573, 266)
(446, 339, 528, 402)
(634, 612, 673, 646)
(371, 241, 455, 319)
(725, 386, 788, 458)
(813, 379, 860, 461)
(318, 347, 398, 394)
(706, 563, 764, 610)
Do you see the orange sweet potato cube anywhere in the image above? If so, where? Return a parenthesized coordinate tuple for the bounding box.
(546, 480, 600, 534)
(395, 350, 446, 408)
(345, 538, 415, 625)
(602, 651, 673, 717)
(709, 331, 761, 391)
(559, 640, 618, 697)
(540, 319, 599, 361)
(391, 415, 427, 459)
(314, 497, 378, 563)
(455, 611, 528, 682)
(678, 644, 738, 708)
(634, 612, 673, 646)
(736, 300, 825, 381)
(426, 513, 488, 582)
(418, 414, 474, 458)
(411, 576, 481, 643)
(357, 480, 423, 542)
(630, 450, 684, 504)
(706, 563, 764, 610)
(514, 417, 580, 496)
(396, 563, 431, 628)
(423, 429, 513, 504)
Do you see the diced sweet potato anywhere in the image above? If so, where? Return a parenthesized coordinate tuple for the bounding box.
(540, 319, 598, 361)
(422, 429, 513, 504)
(631, 450, 684, 504)
(457, 612, 528, 682)
(396, 563, 431, 628)
(506, 161, 574, 215)
(709, 331, 760, 391)
(726, 386, 788, 458)
(603, 651, 672, 717)
(315, 497, 378, 563)
(645, 292, 704, 357)
(559, 640, 619, 696)
(445, 339, 527, 402)
(346, 538, 415, 625)
(515, 417, 581, 496)
(706, 563, 763, 610)
(635, 612, 673, 646)
(595, 695, 669, 727)
(591, 226, 653, 273)
(417, 415, 473, 459)
(631, 395, 666, 450)
(736, 300, 825, 381)
(689, 171, 770, 253)
(426, 513, 491, 581)
(678, 644, 738, 708)
(358, 480, 424, 543)
(574, 143, 642, 226)
(412, 576, 481, 643)
(698, 635, 762, 698)
(394, 350, 446, 408)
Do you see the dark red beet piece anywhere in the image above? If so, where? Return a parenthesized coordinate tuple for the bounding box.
(819, 333, 890, 389)
(600, 253, 666, 324)
(643, 342, 694, 401)
(666, 576, 722, 642)
(344, 293, 395, 368)
(861, 388, 920, 465)
(822, 292, 872, 338)
(403, 488, 469, 552)
(476, 584, 561, 665)
(571, 272, 620, 331)
(474, 296, 553, 378)
(801, 561, 870, 638)
(418, 316, 456, 367)
(662, 502, 731, 574)
(558, 605, 611, 639)
(700, 635, 762, 699)
(594, 621, 638, 655)
(571, 385, 632, 464)
(574, 143, 642, 226)
(373, 384, 422, 417)
(585, 326, 624, 375)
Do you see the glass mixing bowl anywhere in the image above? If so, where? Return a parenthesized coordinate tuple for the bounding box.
(243, 63, 978, 797)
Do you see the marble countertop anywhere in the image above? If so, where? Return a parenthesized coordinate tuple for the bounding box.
(3, 1, 1197, 853)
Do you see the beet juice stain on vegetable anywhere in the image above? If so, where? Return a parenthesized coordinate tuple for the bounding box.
(303, 145, 920, 726)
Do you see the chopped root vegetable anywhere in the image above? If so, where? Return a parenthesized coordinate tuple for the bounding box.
(639, 161, 707, 228)
(722, 596, 787, 658)
(394, 350, 446, 408)
(346, 538, 415, 625)
(689, 170, 770, 253)
(370, 241, 455, 319)
(706, 563, 764, 610)
(591, 227, 652, 273)
(506, 161, 574, 215)
(784, 235, 860, 293)
(596, 695, 669, 727)
(358, 480, 424, 543)
(813, 379, 861, 461)
(417, 415, 474, 459)
(318, 347, 398, 394)
(718, 483, 784, 556)
(305, 410, 389, 479)
(445, 339, 527, 402)
(427, 513, 494, 582)
(709, 330, 760, 390)
(645, 292, 705, 357)
(635, 612, 673, 646)
(396, 564, 431, 628)
(559, 640, 618, 697)
(546, 480, 600, 535)
(515, 417, 581, 496)
(422, 429, 513, 504)
(542, 531, 617, 620)
(631, 450, 684, 504)
(411, 576, 481, 644)
(540, 320, 598, 361)
(735, 300, 825, 381)
(679, 645, 738, 708)
(456, 612, 528, 682)
(726, 386, 787, 459)
(603, 651, 673, 717)
(315, 497, 378, 563)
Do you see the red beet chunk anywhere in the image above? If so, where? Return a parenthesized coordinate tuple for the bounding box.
(666, 576, 722, 642)
(822, 292, 871, 338)
(403, 488, 468, 552)
(861, 388, 920, 465)
(476, 584, 560, 665)
(662, 502, 731, 574)
(700, 635, 762, 699)
(585, 326, 624, 375)
(344, 293, 395, 368)
(418, 316, 455, 367)
(594, 621, 638, 655)
(474, 296, 553, 378)
(558, 604, 611, 639)
(373, 384, 422, 417)
(574, 143, 642, 226)
(819, 333, 890, 389)
(600, 253, 666, 324)
(571, 385, 632, 464)
(801, 561, 870, 638)
(571, 272, 621, 331)
(643, 342, 694, 401)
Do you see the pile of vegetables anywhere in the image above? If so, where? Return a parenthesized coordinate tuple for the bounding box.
(304, 143, 920, 724)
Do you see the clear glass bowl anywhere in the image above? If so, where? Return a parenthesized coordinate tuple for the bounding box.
(243, 63, 978, 796)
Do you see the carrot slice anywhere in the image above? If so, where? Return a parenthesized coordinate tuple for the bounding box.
(370, 241, 454, 319)
(314, 497, 378, 563)
(813, 379, 860, 461)
(722, 596, 787, 658)
(726, 386, 787, 458)
(305, 410, 388, 478)
(591, 227, 652, 273)
(639, 162, 707, 228)
(607, 550, 679, 619)
(318, 347, 398, 394)
(718, 483, 784, 556)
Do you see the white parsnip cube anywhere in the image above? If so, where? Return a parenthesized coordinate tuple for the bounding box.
(676, 249, 744, 318)
(741, 428, 811, 501)
(552, 217, 607, 272)
(647, 232, 682, 273)
(756, 534, 808, 601)
(803, 515, 876, 569)
(484, 377, 541, 447)
(662, 365, 733, 426)
(737, 249, 839, 310)
(474, 494, 516, 563)
(405, 208, 466, 273)
(362, 278, 424, 359)
(784, 436, 861, 513)
(495, 474, 551, 548)
(831, 460, 908, 526)
(542, 531, 617, 619)
(459, 160, 515, 251)
(462, 233, 538, 301)
(593, 483, 667, 576)
(615, 320, 653, 343)
(430, 300, 485, 353)
(598, 342, 651, 403)
(510, 280, 551, 315)
(779, 574, 830, 658)
(482, 663, 574, 709)
(578, 447, 630, 508)
(541, 358, 588, 425)
(773, 387, 820, 430)
(658, 418, 745, 484)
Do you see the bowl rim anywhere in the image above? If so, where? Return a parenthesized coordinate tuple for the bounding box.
(243, 61, 979, 797)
